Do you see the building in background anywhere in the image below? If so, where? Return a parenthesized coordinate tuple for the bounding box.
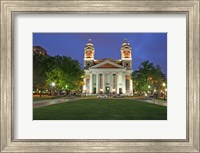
(33, 46, 48, 56)
(83, 39, 133, 95)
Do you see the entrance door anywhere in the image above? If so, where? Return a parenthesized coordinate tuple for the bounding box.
(105, 87, 110, 94)
(119, 88, 122, 94)
(93, 87, 96, 94)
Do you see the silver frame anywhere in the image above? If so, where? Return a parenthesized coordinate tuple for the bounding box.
(0, 0, 199, 152)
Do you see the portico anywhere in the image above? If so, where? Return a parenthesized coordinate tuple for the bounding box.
(83, 60, 133, 95)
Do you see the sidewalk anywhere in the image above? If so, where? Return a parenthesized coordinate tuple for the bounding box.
(33, 98, 78, 108)
(133, 98, 167, 106)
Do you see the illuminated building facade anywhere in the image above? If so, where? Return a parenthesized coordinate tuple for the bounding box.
(83, 39, 133, 95)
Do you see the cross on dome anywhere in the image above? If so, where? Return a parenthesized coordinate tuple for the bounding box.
(85, 38, 94, 47)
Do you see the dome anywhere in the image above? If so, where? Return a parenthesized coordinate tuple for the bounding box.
(86, 43, 93, 46)
(122, 39, 131, 46)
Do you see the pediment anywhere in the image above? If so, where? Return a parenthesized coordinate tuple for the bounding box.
(90, 60, 125, 69)
(98, 63, 119, 68)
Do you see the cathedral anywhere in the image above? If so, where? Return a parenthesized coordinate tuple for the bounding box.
(82, 39, 133, 95)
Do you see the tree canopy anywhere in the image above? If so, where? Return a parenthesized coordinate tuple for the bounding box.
(33, 54, 84, 95)
(132, 60, 166, 93)
(33, 53, 52, 92)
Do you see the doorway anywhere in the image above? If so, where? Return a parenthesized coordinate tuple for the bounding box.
(93, 87, 96, 94)
(105, 86, 110, 95)
(119, 88, 122, 94)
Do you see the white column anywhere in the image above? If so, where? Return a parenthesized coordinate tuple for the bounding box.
(89, 73, 93, 94)
(115, 74, 118, 94)
(117, 73, 120, 94)
(96, 74, 99, 94)
(102, 73, 105, 93)
(111, 74, 113, 92)
(108, 74, 109, 84)
(108, 74, 111, 93)
(130, 78, 133, 95)
(122, 73, 126, 94)
(109, 74, 112, 92)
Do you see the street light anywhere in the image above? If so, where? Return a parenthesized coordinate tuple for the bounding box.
(147, 85, 151, 97)
(51, 82, 55, 98)
(65, 85, 68, 96)
(51, 82, 55, 87)
(162, 82, 166, 87)
(162, 82, 166, 100)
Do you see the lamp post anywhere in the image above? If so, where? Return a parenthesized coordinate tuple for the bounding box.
(147, 85, 151, 97)
(66, 85, 68, 96)
(162, 82, 166, 100)
(51, 82, 55, 99)
(65, 85, 70, 97)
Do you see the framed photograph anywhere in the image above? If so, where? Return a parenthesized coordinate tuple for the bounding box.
(33, 32, 167, 120)
(1, 0, 199, 152)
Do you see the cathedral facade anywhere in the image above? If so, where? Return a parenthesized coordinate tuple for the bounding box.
(82, 39, 133, 95)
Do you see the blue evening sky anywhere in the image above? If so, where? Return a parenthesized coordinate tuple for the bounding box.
(33, 33, 167, 75)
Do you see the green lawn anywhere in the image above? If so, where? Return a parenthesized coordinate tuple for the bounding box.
(33, 99, 167, 120)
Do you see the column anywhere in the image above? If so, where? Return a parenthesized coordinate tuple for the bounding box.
(130, 78, 133, 95)
(102, 73, 105, 93)
(109, 74, 112, 92)
(111, 74, 114, 92)
(96, 74, 99, 94)
(117, 73, 121, 94)
(122, 73, 126, 94)
(108, 74, 111, 94)
(108, 74, 109, 83)
(115, 74, 118, 94)
(89, 73, 93, 94)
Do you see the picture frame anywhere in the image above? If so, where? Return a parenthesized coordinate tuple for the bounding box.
(0, 0, 199, 152)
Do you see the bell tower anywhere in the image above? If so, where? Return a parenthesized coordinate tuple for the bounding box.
(84, 39, 95, 68)
(121, 38, 132, 69)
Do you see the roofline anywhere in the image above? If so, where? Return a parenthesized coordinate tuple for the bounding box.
(89, 59, 125, 69)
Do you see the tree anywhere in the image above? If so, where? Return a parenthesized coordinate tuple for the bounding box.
(132, 60, 166, 94)
(33, 54, 53, 97)
(45, 55, 84, 95)
(33, 53, 84, 97)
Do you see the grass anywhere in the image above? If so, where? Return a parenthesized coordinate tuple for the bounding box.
(33, 99, 167, 120)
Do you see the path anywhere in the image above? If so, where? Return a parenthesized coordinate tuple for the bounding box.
(133, 97, 167, 106)
(33, 98, 79, 108)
